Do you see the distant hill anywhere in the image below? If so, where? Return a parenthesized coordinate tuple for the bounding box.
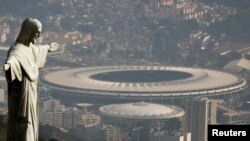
(208, 9, 250, 42)
(0, 0, 60, 20)
(202, 0, 250, 9)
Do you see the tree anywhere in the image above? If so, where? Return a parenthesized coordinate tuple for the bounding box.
(0, 128, 7, 141)
(48, 138, 59, 141)
(163, 118, 181, 134)
(0, 115, 7, 127)
(0, 115, 7, 141)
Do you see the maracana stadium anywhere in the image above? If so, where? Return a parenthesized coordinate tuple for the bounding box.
(41, 66, 247, 103)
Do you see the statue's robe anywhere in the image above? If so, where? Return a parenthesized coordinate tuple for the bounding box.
(4, 43, 48, 141)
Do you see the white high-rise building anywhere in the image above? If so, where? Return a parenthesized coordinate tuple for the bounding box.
(73, 124, 121, 141)
(62, 107, 82, 130)
(0, 88, 4, 103)
(184, 97, 217, 141)
(39, 98, 81, 130)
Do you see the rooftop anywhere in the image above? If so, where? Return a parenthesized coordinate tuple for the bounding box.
(99, 102, 185, 120)
(42, 66, 247, 98)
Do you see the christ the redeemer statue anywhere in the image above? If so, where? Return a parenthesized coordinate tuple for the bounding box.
(3, 18, 59, 141)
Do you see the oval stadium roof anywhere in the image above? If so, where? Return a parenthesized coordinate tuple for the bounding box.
(99, 102, 185, 120)
(42, 66, 247, 99)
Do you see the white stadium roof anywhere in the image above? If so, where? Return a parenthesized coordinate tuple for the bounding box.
(99, 102, 185, 120)
(42, 66, 247, 99)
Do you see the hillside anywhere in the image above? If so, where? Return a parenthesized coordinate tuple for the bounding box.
(208, 9, 250, 42)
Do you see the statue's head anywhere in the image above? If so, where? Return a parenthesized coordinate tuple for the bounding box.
(16, 18, 42, 45)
